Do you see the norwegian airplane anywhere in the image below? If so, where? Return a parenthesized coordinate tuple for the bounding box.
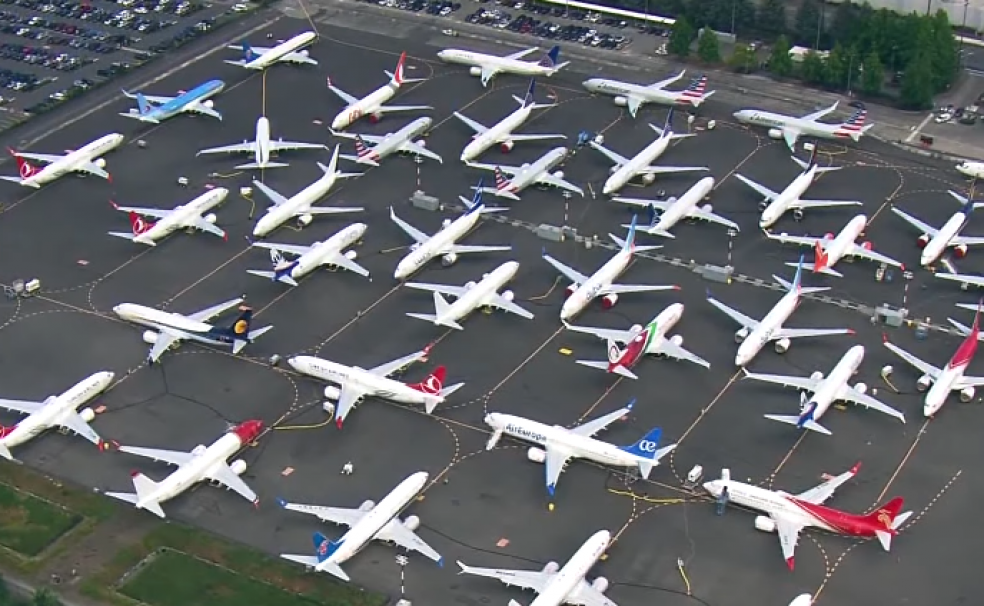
(120, 79, 225, 123)
(566, 303, 709, 379)
(733, 101, 873, 151)
(437, 45, 570, 87)
(248, 223, 370, 286)
(455, 78, 565, 163)
(591, 108, 708, 196)
(891, 190, 984, 267)
(2, 133, 123, 188)
(543, 216, 677, 322)
(225, 31, 318, 69)
(114, 297, 273, 364)
(614, 177, 738, 238)
(883, 302, 984, 416)
(765, 214, 904, 277)
(405, 261, 534, 329)
(197, 116, 326, 170)
(390, 183, 510, 280)
(328, 52, 431, 131)
(279, 471, 442, 581)
(467, 146, 583, 200)
(583, 72, 715, 117)
(107, 188, 229, 246)
(703, 463, 911, 570)
(288, 345, 464, 427)
(332, 117, 443, 166)
(743, 345, 905, 435)
(0, 371, 114, 460)
(707, 257, 855, 366)
(106, 420, 264, 518)
(736, 147, 862, 229)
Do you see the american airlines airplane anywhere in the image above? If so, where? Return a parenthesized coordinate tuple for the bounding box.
(225, 30, 318, 69)
(405, 261, 534, 329)
(707, 258, 855, 366)
(544, 216, 677, 322)
(332, 117, 443, 166)
(565, 303, 710, 379)
(328, 52, 431, 131)
(248, 223, 370, 286)
(891, 190, 984, 267)
(733, 101, 873, 151)
(119, 79, 224, 123)
(704, 464, 911, 570)
(614, 177, 738, 238)
(0, 371, 114, 460)
(467, 146, 583, 200)
(457, 530, 617, 606)
(106, 420, 264, 518)
(437, 45, 569, 87)
(455, 78, 565, 163)
(114, 297, 274, 364)
(765, 214, 904, 277)
(582, 72, 715, 117)
(956, 159, 984, 179)
(2, 133, 123, 187)
(197, 116, 326, 170)
(107, 188, 229, 246)
(279, 472, 442, 581)
(743, 345, 905, 435)
(591, 108, 707, 196)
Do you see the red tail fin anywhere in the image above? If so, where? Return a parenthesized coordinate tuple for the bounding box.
(355, 136, 372, 158)
(129, 211, 154, 235)
(9, 149, 39, 179)
(494, 167, 509, 190)
(864, 497, 904, 529)
(392, 51, 407, 85)
(813, 242, 828, 273)
(0, 424, 16, 439)
(409, 366, 445, 395)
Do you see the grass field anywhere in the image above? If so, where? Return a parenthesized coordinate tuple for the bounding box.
(0, 483, 80, 558)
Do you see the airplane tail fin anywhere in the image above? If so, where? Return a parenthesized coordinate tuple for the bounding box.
(537, 45, 561, 68)
(608, 215, 661, 253)
(242, 42, 258, 62)
(106, 472, 166, 517)
(765, 398, 831, 435)
(9, 149, 40, 179)
(607, 338, 625, 363)
(493, 167, 511, 193)
(408, 366, 463, 413)
(206, 306, 263, 353)
(681, 75, 714, 106)
(663, 106, 675, 135)
(387, 51, 424, 85)
(128, 210, 155, 236)
(354, 135, 375, 162)
(840, 105, 869, 141)
(136, 92, 152, 116)
(521, 78, 535, 107)
(313, 531, 343, 562)
(866, 497, 911, 551)
(813, 241, 829, 274)
(407, 293, 464, 330)
(621, 427, 674, 479)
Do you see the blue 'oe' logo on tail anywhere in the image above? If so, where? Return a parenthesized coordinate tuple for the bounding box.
(621, 427, 663, 457)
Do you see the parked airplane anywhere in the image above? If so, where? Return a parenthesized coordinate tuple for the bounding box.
(197, 116, 326, 170)
(114, 297, 273, 364)
(613, 177, 738, 237)
(544, 216, 676, 322)
(108, 188, 229, 246)
(583, 71, 714, 117)
(119, 79, 225, 123)
(467, 146, 583, 200)
(437, 45, 570, 87)
(106, 420, 264, 518)
(733, 101, 873, 151)
(457, 530, 616, 606)
(225, 30, 318, 69)
(0, 371, 114, 460)
(703, 464, 911, 570)
(455, 78, 565, 163)
(279, 472, 442, 581)
(956, 160, 984, 179)
(591, 108, 707, 196)
(2, 133, 123, 187)
(251, 146, 363, 238)
(331, 117, 442, 166)
(891, 190, 984, 267)
(936, 270, 984, 289)
(288, 345, 464, 427)
(765, 214, 904, 277)
(565, 303, 710, 379)
(707, 258, 854, 366)
(248, 223, 370, 286)
(328, 52, 431, 131)
(735, 148, 861, 228)
(405, 261, 533, 329)
(391, 184, 510, 280)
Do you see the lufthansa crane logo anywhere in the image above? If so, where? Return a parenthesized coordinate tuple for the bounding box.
(876, 510, 892, 528)
(637, 440, 658, 453)
(233, 320, 248, 335)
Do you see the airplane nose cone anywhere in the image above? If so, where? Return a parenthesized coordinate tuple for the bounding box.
(734, 348, 751, 367)
(484, 413, 496, 426)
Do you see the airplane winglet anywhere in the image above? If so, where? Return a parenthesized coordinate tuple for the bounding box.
(849, 461, 862, 475)
(625, 397, 637, 411)
(276, 497, 288, 508)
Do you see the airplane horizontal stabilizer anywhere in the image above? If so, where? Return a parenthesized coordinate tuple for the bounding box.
(773, 274, 830, 294)
(236, 161, 289, 170)
(0, 442, 13, 461)
(246, 269, 298, 287)
(107, 231, 143, 244)
(406, 312, 464, 330)
(117, 112, 159, 124)
(477, 186, 521, 201)
(223, 59, 249, 67)
(785, 261, 843, 278)
(623, 223, 675, 239)
(763, 414, 832, 435)
(0, 175, 22, 184)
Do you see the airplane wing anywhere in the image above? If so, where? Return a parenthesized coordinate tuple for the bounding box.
(188, 298, 245, 322)
(611, 198, 673, 212)
(570, 580, 619, 606)
(198, 141, 258, 156)
(0, 397, 44, 416)
(937, 273, 984, 288)
(112, 205, 174, 220)
(327, 82, 360, 106)
(148, 330, 182, 363)
(955, 375, 984, 389)
(268, 140, 329, 153)
(486, 292, 534, 320)
(801, 101, 839, 122)
(377, 519, 442, 563)
(367, 348, 429, 377)
(773, 514, 805, 566)
(449, 244, 512, 255)
(570, 405, 631, 437)
(534, 171, 584, 196)
(456, 562, 551, 593)
(282, 51, 318, 66)
(765, 232, 820, 248)
(183, 101, 222, 120)
(883, 340, 942, 380)
(251, 242, 312, 257)
(186, 216, 226, 239)
(378, 103, 433, 116)
(687, 207, 740, 230)
(505, 47, 539, 60)
(564, 324, 635, 343)
(253, 180, 290, 207)
(404, 282, 468, 298)
(640, 165, 709, 175)
(233, 44, 271, 52)
(280, 501, 366, 527)
(836, 385, 906, 422)
(334, 383, 369, 422)
(14, 152, 64, 164)
(204, 463, 257, 502)
(542, 254, 590, 285)
(950, 234, 984, 246)
(601, 283, 677, 295)
(654, 338, 711, 368)
(791, 199, 863, 210)
(55, 410, 104, 446)
(329, 130, 384, 143)
(117, 444, 194, 467)
(132, 94, 174, 105)
(846, 244, 904, 268)
(390, 207, 431, 243)
(774, 327, 853, 340)
(453, 112, 488, 134)
(590, 142, 631, 167)
(544, 443, 574, 493)
(734, 174, 780, 200)
(650, 70, 686, 90)
(399, 140, 444, 163)
(794, 464, 858, 504)
(706, 297, 760, 330)
(891, 207, 939, 237)
(466, 162, 520, 176)
(742, 370, 820, 392)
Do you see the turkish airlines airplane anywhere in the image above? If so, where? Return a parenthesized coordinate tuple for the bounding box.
(543, 216, 677, 322)
(583, 72, 715, 117)
(114, 297, 274, 364)
(106, 420, 264, 518)
(332, 117, 443, 166)
(225, 30, 318, 69)
(437, 45, 570, 87)
(108, 188, 229, 246)
(765, 214, 904, 277)
(288, 345, 464, 428)
(2, 133, 123, 188)
(405, 261, 534, 330)
(457, 530, 616, 606)
(197, 116, 326, 170)
(467, 146, 583, 200)
(707, 258, 854, 366)
(248, 223, 370, 286)
(733, 102, 873, 151)
(566, 303, 710, 379)
(743, 345, 905, 435)
(120, 79, 225, 123)
(328, 52, 431, 131)
(485, 399, 673, 496)
(279, 471, 442, 581)
(891, 190, 984, 267)
(956, 160, 984, 179)
(0, 371, 114, 460)
(703, 463, 911, 570)
(614, 177, 738, 238)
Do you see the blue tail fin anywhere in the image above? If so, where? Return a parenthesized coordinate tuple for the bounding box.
(523, 78, 535, 107)
(538, 46, 560, 68)
(621, 427, 662, 457)
(242, 42, 258, 61)
(464, 178, 485, 213)
(798, 399, 818, 428)
(806, 145, 818, 169)
(136, 93, 152, 115)
(312, 532, 342, 562)
(646, 203, 658, 227)
(791, 254, 805, 292)
(663, 107, 674, 135)
(207, 307, 254, 342)
(623, 214, 638, 252)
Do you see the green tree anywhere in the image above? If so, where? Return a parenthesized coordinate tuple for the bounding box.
(697, 28, 722, 63)
(31, 588, 61, 606)
(901, 53, 934, 109)
(824, 43, 848, 89)
(800, 50, 826, 85)
(929, 9, 959, 91)
(794, 0, 822, 48)
(768, 35, 794, 77)
(861, 50, 885, 95)
(756, 0, 787, 40)
(729, 43, 758, 73)
(668, 16, 696, 58)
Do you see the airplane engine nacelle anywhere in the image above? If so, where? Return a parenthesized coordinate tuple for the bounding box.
(441, 218, 452, 228)
(608, 165, 619, 175)
(359, 499, 376, 512)
(565, 284, 578, 298)
(415, 139, 427, 148)
(192, 444, 207, 456)
(80, 407, 95, 422)
(823, 232, 835, 241)
(300, 49, 310, 57)
(665, 334, 683, 347)
(142, 330, 158, 344)
(601, 293, 618, 309)
(854, 382, 868, 395)
(758, 200, 769, 211)
(792, 208, 805, 221)
(95, 157, 107, 169)
(955, 243, 969, 258)
(701, 203, 713, 213)
(591, 577, 610, 593)
(324, 385, 342, 401)
(553, 170, 565, 180)
(861, 241, 873, 251)
(630, 324, 643, 334)
(464, 281, 477, 290)
(641, 173, 656, 185)
(917, 234, 930, 248)
(203, 100, 215, 109)
(502, 289, 515, 302)
(961, 386, 976, 402)
(369, 112, 382, 123)
(754, 515, 777, 533)
(613, 96, 629, 107)
(809, 371, 824, 382)
(527, 447, 546, 463)
(410, 242, 422, 251)
(403, 515, 421, 531)
(917, 375, 932, 392)
(767, 129, 784, 140)
(469, 66, 483, 77)
(500, 140, 515, 153)
(542, 561, 560, 574)
(298, 213, 314, 226)
(774, 337, 792, 354)
(230, 459, 248, 475)
(441, 252, 458, 267)
(204, 213, 217, 224)
(344, 250, 358, 260)
(734, 327, 750, 343)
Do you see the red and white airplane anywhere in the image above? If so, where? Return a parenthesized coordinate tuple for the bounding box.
(703, 463, 911, 570)
(764, 214, 904, 277)
(105, 420, 263, 518)
(328, 52, 431, 131)
(2, 133, 124, 188)
(108, 188, 229, 246)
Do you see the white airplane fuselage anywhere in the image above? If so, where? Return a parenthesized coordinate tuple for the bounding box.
(802, 345, 865, 420)
(503, 147, 568, 194)
(253, 171, 342, 237)
(703, 478, 837, 533)
(603, 135, 671, 195)
(461, 104, 536, 162)
(818, 214, 867, 267)
(583, 78, 688, 107)
(288, 356, 430, 406)
(486, 412, 641, 469)
(245, 31, 316, 69)
(561, 249, 632, 322)
(733, 109, 845, 141)
(438, 49, 553, 79)
(22, 133, 124, 186)
(0, 372, 113, 448)
(436, 261, 519, 324)
(735, 291, 799, 366)
(286, 223, 366, 280)
(331, 81, 400, 131)
(529, 530, 611, 606)
(925, 362, 967, 416)
(641, 303, 683, 352)
(957, 161, 984, 179)
(253, 117, 273, 166)
(137, 188, 228, 244)
(395, 211, 482, 280)
(760, 168, 817, 228)
(921, 211, 968, 266)
(133, 432, 246, 509)
(114, 303, 215, 335)
(652, 177, 715, 232)
(373, 117, 432, 160)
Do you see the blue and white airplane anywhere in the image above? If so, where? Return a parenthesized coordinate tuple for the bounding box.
(119, 79, 225, 124)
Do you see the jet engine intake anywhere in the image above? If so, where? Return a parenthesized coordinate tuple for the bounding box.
(809, 371, 824, 382)
(641, 173, 656, 185)
(543, 561, 560, 574)
(204, 213, 217, 224)
(441, 252, 458, 267)
(80, 408, 96, 422)
(369, 112, 382, 123)
(527, 447, 546, 463)
(502, 289, 515, 302)
(203, 100, 215, 109)
(553, 170, 565, 179)
(464, 281, 477, 290)
(917, 375, 932, 391)
(298, 213, 313, 226)
(142, 330, 159, 344)
(500, 140, 515, 153)
(629, 324, 643, 334)
(344, 250, 358, 260)
(917, 234, 930, 248)
(792, 208, 805, 221)
(95, 158, 107, 169)
(469, 66, 482, 77)
(754, 515, 777, 533)
(601, 293, 618, 309)
(441, 218, 452, 228)
(669, 334, 684, 346)
(767, 128, 783, 140)
(565, 284, 579, 297)
(230, 459, 248, 475)
(961, 386, 975, 402)
(774, 337, 792, 354)
(324, 386, 342, 401)
(359, 499, 376, 512)
(613, 96, 628, 107)
(192, 444, 207, 455)
(854, 382, 868, 395)
(403, 515, 421, 531)
(734, 327, 750, 343)
(592, 577, 610, 593)
(955, 243, 969, 258)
